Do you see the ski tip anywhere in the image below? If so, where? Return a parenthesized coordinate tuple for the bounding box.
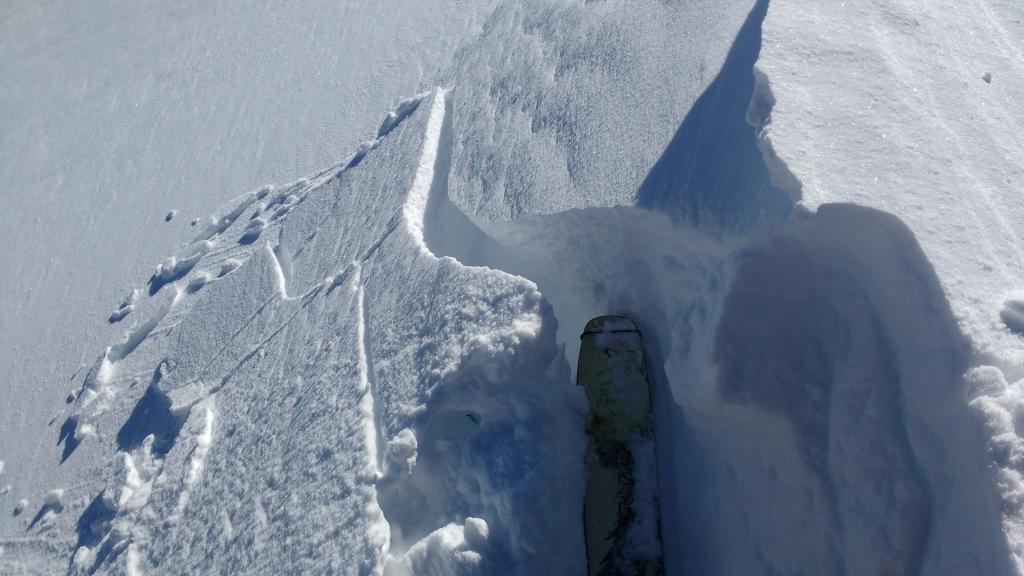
(582, 315, 639, 336)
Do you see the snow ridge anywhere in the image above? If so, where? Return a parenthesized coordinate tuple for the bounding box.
(354, 262, 385, 479)
(401, 89, 449, 257)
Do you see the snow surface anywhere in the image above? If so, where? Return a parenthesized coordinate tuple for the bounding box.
(758, 0, 1024, 571)
(0, 2, 493, 566)
(2, 0, 1024, 574)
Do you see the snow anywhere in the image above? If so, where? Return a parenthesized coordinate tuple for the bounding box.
(1004, 295, 1024, 336)
(109, 289, 140, 324)
(2, 0, 1024, 574)
(626, 435, 661, 564)
(0, 1, 493, 566)
(441, 0, 776, 223)
(1, 90, 584, 574)
(757, 0, 1024, 571)
(384, 518, 489, 576)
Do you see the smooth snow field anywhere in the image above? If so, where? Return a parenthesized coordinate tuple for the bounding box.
(1, 0, 1023, 574)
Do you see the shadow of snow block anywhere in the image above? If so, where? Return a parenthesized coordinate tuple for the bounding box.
(116, 381, 188, 457)
(75, 491, 117, 549)
(636, 0, 791, 230)
(58, 416, 81, 463)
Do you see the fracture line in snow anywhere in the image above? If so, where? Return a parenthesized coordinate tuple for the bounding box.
(267, 242, 291, 299)
(206, 303, 308, 396)
(353, 261, 392, 574)
(353, 262, 385, 478)
(399, 86, 540, 292)
(401, 88, 448, 257)
(183, 253, 331, 398)
(360, 215, 403, 263)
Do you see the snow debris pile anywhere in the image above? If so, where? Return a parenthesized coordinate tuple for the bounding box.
(1, 0, 1023, 574)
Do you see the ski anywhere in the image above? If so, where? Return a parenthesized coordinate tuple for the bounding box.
(578, 316, 663, 576)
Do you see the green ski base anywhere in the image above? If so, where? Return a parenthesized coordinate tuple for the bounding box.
(577, 316, 663, 576)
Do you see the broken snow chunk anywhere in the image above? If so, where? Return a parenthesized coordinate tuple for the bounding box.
(72, 546, 91, 569)
(464, 517, 489, 549)
(377, 93, 426, 138)
(0, 460, 4, 476)
(165, 210, 177, 222)
(1001, 296, 1024, 335)
(154, 241, 212, 283)
(154, 258, 180, 282)
(43, 489, 64, 509)
(187, 271, 214, 292)
(240, 217, 267, 244)
(387, 428, 418, 473)
(109, 289, 139, 323)
(385, 521, 484, 575)
(75, 422, 96, 441)
(218, 259, 242, 278)
(34, 489, 65, 519)
(967, 365, 1009, 398)
(108, 305, 132, 323)
(0, 485, 10, 496)
(13, 499, 27, 515)
(347, 139, 381, 169)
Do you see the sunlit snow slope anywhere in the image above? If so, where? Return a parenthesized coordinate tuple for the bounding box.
(0, 4, 495, 559)
(45, 90, 583, 575)
(2, 0, 1024, 575)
